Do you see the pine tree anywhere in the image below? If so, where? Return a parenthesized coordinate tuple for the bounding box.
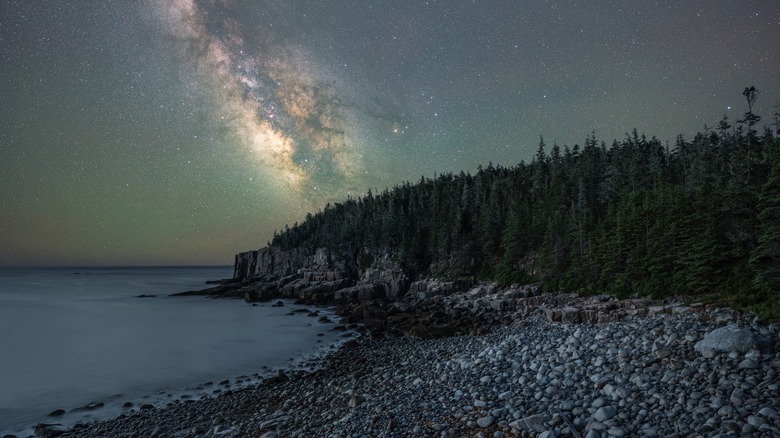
(497, 205, 529, 284)
(750, 139, 780, 297)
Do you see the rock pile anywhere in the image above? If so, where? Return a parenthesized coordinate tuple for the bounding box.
(543, 296, 695, 325)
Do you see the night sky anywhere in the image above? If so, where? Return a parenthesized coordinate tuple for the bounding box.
(1, 1, 778, 267)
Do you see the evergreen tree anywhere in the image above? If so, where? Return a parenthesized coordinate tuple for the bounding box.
(260, 88, 778, 318)
(750, 139, 780, 297)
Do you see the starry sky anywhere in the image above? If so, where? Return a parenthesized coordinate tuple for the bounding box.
(1, 0, 779, 267)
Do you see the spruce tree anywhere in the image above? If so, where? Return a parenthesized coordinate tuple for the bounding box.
(750, 139, 780, 297)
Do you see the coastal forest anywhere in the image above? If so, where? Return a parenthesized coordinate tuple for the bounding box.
(271, 88, 780, 319)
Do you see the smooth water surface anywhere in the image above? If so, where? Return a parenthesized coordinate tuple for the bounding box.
(0, 267, 344, 434)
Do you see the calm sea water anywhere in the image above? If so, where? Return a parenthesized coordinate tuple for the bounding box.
(0, 267, 344, 435)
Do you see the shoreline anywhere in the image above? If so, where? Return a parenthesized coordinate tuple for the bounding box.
(3, 298, 352, 438)
(30, 295, 780, 437)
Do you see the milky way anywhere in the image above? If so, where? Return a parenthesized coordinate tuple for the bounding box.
(1, 0, 778, 265)
(153, 0, 361, 194)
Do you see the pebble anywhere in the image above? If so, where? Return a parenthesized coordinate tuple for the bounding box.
(45, 303, 779, 438)
(739, 358, 759, 369)
(477, 416, 494, 427)
(595, 406, 617, 422)
(760, 407, 779, 418)
(585, 430, 600, 438)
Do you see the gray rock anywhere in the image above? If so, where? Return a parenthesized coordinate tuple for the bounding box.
(700, 348, 719, 359)
(710, 396, 727, 408)
(730, 388, 745, 406)
(348, 395, 366, 408)
(739, 358, 758, 369)
(559, 399, 575, 411)
(586, 420, 606, 431)
(718, 405, 735, 416)
(477, 416, 494, 427)
(747, 415, 765, 427)
(594, 406, 617, 422)
(33, 424, 67, 438)
(694, 325, 759, 354)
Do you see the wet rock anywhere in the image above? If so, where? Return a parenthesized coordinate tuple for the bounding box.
(33, 423, 68, 438)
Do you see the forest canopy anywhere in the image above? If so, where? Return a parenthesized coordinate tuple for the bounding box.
(270, 88, 780, 319)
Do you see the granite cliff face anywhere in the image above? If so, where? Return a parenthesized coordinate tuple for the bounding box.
(233, 247, 311, 280)
(233, 245, 361, 279)
(216, 244, 729, 340)
(232, 245, 407, 301)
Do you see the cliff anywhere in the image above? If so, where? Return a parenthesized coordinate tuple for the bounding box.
(234, 247, 319, 280)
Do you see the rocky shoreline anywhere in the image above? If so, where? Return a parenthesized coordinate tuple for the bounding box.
(24, 289, 780, 438)
(21, 246, 780, 437)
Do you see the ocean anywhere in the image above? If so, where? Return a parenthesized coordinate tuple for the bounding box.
(0, 266, 345, 435)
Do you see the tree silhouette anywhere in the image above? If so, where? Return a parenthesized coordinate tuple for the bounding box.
(264, 87, 779, 318)
(740, 86, 762, 139)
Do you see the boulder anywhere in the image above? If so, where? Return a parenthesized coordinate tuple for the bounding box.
(545, 308, 562, 323)
(490, 299, 512, 312)
(33, 424, 68, 438)
(694, 325, 768, 355)
(561, 307, 581, 324)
